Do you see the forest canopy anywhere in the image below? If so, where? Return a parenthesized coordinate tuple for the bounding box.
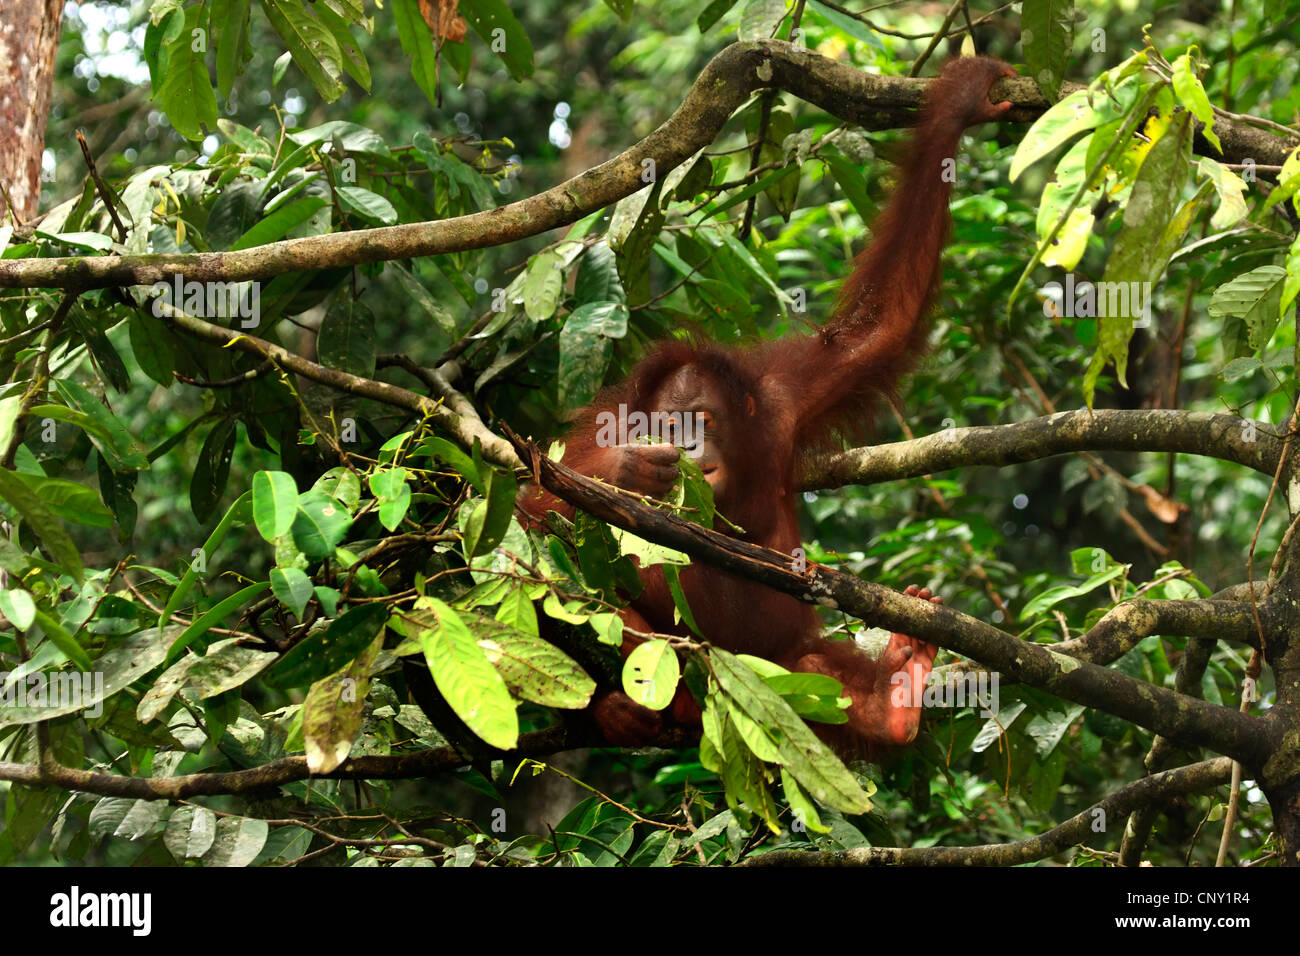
(0, 0, 1296, 871)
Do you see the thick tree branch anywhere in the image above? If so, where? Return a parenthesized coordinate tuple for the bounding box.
(3, 41, 1286, 291)
(155, 300, 521, 469)
(0, 723, 696, 801)
(743, 758, 1235, 866)
(508, 429, 1279, 767)
(801, 409, 1287, 490)
(1118, 637, 1217, 866)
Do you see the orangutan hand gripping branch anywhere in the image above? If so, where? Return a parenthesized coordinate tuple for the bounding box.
(521, 56, 1016, 756)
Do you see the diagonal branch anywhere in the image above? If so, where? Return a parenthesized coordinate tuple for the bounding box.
(154, 299, 521, 468)
(742, 757, 1235, 866)
(4, 40, 1287, 292)
(507, 428, 1279, 768)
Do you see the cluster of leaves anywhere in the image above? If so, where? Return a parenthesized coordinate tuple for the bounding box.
(144, 0, 535, 140)
(1008, 42, 1300, 403)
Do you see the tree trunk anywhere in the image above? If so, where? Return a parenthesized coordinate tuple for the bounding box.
(0, 0, 64, 222)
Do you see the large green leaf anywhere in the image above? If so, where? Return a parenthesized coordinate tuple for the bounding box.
(190, 419, 237, 523)
(419, 598, 518, 749)
(260, 0, 347, 102)
(291, 489, 354, 561)
(150, 4, 219, 140)
(0, 469, 83, 581)
(392, 0, 440, 105)
(0, 627, 179, 729)
(268, 602, 388, 687)
(460, 0, 534, 81)
(252, 470, 300, 540)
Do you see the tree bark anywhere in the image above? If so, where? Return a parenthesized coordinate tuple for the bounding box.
(0, 0, 63, 222)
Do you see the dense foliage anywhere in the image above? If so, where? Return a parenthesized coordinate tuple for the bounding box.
(0, 0, 1294, 866)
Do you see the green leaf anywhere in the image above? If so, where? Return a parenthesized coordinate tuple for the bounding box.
(213, 0, 252, 99)
(291, 489, 355, 561)
(419, 597, 519, 749)
(317, 298, 376, 377)
(68, 307, 130, 393)
(1085, 112, 1194, 402)
(0, 589, 36, 630)
(201, 817, 269, 867)
(414, 437, 484, 494)
(820, 151, 875, 224)
(271, 566, 314, 618)
(186, 635, 278, 697)
(152, 4, 219, 140)
(165, 582, 271, 664)
(12, 470, 114, 530)
(392, 0, 440, 105)
(476, 621, 595, 708)
(460, 0, 534, 82)
(51, 378, 151, 471)
(336, 186, 398, 225)
(1197, 158, 1247, 230)
(230, 196, 329, 250)
(0, 468, 83, 581)
(738, 0, 787, 41)
(1264, 146, 1300, 215)
(0, 627, 178, 728)
(1171, 52, 1221, 153)
(587, 611, 624, 647)
(572, 513, 643, 600)
(461, 468, 518, 560)
(725, 697, 782, 762)
(699, 164, 797, 219)
(206, 179, 263, 249)
(160, 492, 252, 627)
(388, 264, 457, 335)
(261, 0, 347, 102)
(715, 703, 781, 831)
(1284, 234, 1300, 318)
(29, 605, 91, 670)
(1021, 0, 1074, 101)
(781, 768, 830, 834)
(369, 467, 412, 532)
(697, 0, 738, 32)
(806, 0, 881, 46)
(558, 301, 629, 408)
(663, 564, 700, 635)
(252, 470, 299, 540)
(312, 467, 361, 511)
(1208, 265, 1287, 353)
(314, 0, 371, 90)
(1019, 564, 1126, 620)
(413, 134, 495, 210)
(302, 632, 382, 773)
(269, 602, 388, 687)
(623, 639, 680, 711)
(1010, 89, 1099, 183)
(190, 419, 237, 523)
(711, 648, 872, 815)
(165, 805, 218, 861)
(128, 310, 180, 387)
(494, 586, 539, 637)
(288, 120, 390, 156)
(522, 250, 564, 322)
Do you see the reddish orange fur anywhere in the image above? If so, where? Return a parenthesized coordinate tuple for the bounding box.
(520, 57, 1015, 758)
